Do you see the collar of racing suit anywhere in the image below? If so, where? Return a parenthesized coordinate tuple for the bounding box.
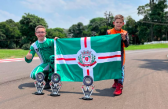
(38, 37, 46, 43)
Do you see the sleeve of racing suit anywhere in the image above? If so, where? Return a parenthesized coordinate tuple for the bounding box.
(122, 33, 129, 47)
(25, 45, 36, 63)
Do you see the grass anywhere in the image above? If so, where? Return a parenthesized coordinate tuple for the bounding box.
(125, 43, 168, 50)
(0, 49, 37, 59)
(0, 43, 168, 59)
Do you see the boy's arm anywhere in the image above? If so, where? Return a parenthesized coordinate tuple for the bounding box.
(123, 33, 129, 47)
(106, 30, 111, 35)
(25, 46, 36, 63)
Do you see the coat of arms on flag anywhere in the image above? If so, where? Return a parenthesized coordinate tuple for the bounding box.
(54, 34, 122, 82)
(78, 50, 96, 67)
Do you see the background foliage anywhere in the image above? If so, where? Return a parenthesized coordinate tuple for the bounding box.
(0, 0, 167, 49)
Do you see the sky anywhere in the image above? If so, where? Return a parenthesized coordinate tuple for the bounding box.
(0, 0, 149, 29)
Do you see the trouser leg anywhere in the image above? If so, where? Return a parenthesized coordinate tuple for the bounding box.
(117, 65, 125, 85)
(30, 63, 49, 80)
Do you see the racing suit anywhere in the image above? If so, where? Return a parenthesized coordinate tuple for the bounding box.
(25, 37, 54, 80)
(107, 28, 129, 84)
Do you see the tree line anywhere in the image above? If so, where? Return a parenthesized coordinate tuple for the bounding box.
(0, 0, 167, 49)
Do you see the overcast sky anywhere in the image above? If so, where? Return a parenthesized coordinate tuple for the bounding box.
(0, 0, 149, 29)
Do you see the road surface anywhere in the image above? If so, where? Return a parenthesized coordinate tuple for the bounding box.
(0, 49, 168, 109)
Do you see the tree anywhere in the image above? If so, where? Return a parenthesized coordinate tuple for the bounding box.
(137, 4, 150, 17)
(68, 22, 85, 38)
(150, 0, 167, 40)
(46, 28, 67, 38)
(137, 0, 168, 42)
(0, 19, 21, 48)
(104, 11, 114, 31)
(137, 18, 151, 43)
(125, 16, 139, 44)
(88, 17, 107, 35)
(19, 13, 48, 46)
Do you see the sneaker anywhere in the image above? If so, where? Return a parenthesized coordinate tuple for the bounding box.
(113, 83, 123, 96)
(44, 81, 50, 89)
(112, 80, 118, 88)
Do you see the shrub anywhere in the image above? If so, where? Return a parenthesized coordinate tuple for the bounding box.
(22, 43, 30, 50)
(8, 42, 16, 49)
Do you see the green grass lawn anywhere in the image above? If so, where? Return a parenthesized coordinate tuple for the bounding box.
(0, 49, 37, 59)
(0, 43, 168, 59)
(125, 43, 168, 50)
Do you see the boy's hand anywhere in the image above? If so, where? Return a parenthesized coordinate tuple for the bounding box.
(26, 50, 32, 60)
(54, 37, 59, 40)
(121, 33, 126, 40)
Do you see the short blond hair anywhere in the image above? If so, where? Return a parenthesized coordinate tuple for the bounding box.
(114, 14, 124, 22)
(35, 25, 46, 32)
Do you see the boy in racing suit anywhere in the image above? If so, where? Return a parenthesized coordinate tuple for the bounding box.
(25, 25, 57, 89)
(107, 14, 129, 96)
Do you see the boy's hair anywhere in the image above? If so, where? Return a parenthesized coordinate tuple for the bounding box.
(35, 25, 46, 32)
(114, 14, 124, 22)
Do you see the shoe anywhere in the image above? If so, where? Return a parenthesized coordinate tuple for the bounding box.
(112, 80, 118, 88)
(44, 81, 50, 89)
(113, 83, 123, 96)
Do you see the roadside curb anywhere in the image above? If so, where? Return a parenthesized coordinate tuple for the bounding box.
(0, 57, 39, 63)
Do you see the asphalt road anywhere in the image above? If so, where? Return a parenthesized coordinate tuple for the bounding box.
(0, 49, 168, 109)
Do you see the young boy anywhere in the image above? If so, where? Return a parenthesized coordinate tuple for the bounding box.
(25, 25, 57, 89)
(107, 14, 129, 96)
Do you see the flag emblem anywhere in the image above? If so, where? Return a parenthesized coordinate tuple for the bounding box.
(77, 50, 97, 68)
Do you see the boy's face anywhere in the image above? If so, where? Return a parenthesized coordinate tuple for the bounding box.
(113, 19, 124, 30)
(35, 28, 46, 41)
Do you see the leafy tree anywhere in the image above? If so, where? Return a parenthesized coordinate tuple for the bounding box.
(46, 28, 67, 38)
(137, 4, 150, 17)
(68, 22, 85, 38)
(88, 17, 107, 35)
(19, 13, 48, 46)
(150, 0, 167, 40)
(125, 16, 139, 44)
(137, 0, 168, 42)
(0, 19, 21, 48)
(137, 19, 151, 43)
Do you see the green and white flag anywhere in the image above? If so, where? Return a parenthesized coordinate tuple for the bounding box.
(55, 34, 122, 82)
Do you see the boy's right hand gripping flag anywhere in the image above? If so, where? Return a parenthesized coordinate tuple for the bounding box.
(55, 34, 122, 82)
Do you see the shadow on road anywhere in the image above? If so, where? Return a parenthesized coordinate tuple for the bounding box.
(45, 88, 116, 97)
(94, 88, 115, 97)
(136, 59, 168, 71)
(18, 82, 34, 89)
(18, 82, 116, 97)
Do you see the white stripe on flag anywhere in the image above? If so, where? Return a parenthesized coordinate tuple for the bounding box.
(56, 60, 77, 64)
(56, 51, 121, 64)
(81, 37, 84, 49)
(81, 37, 91, 49)
(96, 51, 121, 57)
(86, 37, 91, 49)
(97, 51, 121, 63)
(97, 57, 121, 63)
(54, 40, 57, 73)
(56, 54, 77, 64)
(83, 68, 94, 80)
(57, 54, 77, 58)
